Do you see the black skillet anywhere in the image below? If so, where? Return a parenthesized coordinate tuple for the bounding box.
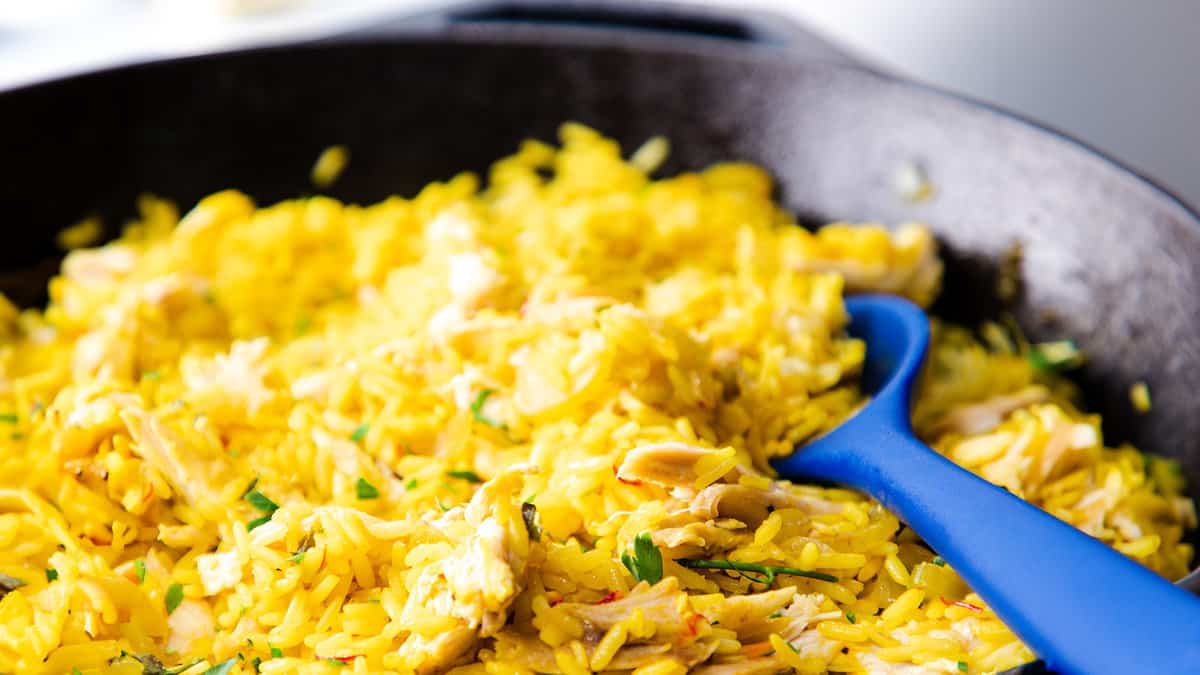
(1, 1, 1197, 671)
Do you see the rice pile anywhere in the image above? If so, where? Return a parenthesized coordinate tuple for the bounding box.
(0, 124, 1193, 674)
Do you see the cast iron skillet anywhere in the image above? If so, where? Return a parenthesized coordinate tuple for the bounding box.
(1, 1, 1197, 671)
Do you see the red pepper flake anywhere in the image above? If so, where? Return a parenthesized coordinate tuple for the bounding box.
(740, 641, 772, 658)
(330, 655, 360, 663)
(597, 590, 623, 605)
(613, 463, 642, 486)
(548, 593, 563, 607)
(941, 597, 983, 612)
(684, 612, 703, 636)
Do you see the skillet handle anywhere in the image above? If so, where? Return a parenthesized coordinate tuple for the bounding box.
(347, 0, 861, 66)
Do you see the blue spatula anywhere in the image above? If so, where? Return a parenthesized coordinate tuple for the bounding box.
(772, 295, 1200, 675)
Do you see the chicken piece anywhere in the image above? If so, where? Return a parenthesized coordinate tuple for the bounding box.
(703, 588, 796, 643)
(1024, 419, 1097, 490)
(689, 483, 843, 527)
(653, 520, 746, 558)
(121, 407, 222, 511)
(794, 223, 943, 308)
(394, 625, 479, 675)
(61, 245, 137, 284)
(618, 442, 724, 488)
(180, 338, 275, 421)
(396, 470, 531, 672)
(166, 599, 214, 655)
(52, 389, 142, 459)
(926, 386, 1048, 438)
(556, 577, 689, 637)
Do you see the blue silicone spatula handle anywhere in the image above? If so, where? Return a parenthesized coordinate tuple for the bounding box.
(774, 296, 1200, 675)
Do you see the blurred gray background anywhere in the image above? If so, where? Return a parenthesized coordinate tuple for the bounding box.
(2, 0, 1197, 207)
(786, 0, 1200, 208)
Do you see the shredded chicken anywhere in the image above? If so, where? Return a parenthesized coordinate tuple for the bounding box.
(492, 632, 717, 673)
(703, 588, 796, 643)
(926, 385, 1049, 437)
(617, 442, 714, 488)
(653, 519, 747, 558)
(395, 471, 530, 671)
(689, 483, 843, 527)
(557, 577, 690, 636)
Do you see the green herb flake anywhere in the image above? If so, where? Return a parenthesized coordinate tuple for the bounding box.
(270, 645, 283, 658)
(10, 432, 23, 441)
(436, 497, 451, 512)
(356, 477, 380, 500)
(72, 669, 83, 675)
(622, 532, 663, 584)
(0, 413, 17, 424)
(135, 559, 147, 584)
(244, 490, 279, 514)
(251, 656, 263, 673)
(294, 314, 312, 336)
(1027, 340, 1081, 372)
(165, 583, 184, 615)
(405, 478, 418, 491)
(523, 493, 538, 504)
(846, 611, 856, 624)
(325, 659, 348, 668)
(958, 662, 968, 673)
(350, 422, 369, 443)
(247, 515, 272, 532)
(469, 389, 506, 429)
(143, 370, 162, 380)
(287, 551, 306, 564)
(446, 469, 482, 483)
(767, 611, 783, 619)
(45, 568, 58, 582)
(241, 476, 260, 498)
(676, 558, 838, 584)
(521, 502, 542, 542)
(932, 556, 946, 567)
(203, 658, 237, 675)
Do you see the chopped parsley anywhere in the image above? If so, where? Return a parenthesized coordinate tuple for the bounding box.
(251, 656, 263, 673)
(676, 559, 838, 584)
(45, 568, 58, 582)
(270, 645, 283, 658)
(241, 477, 260, 498)
(350, 423, 369, 443)
(165, 583, 184, 615)
(135, 559, 147, 584)
(957, 662, 968, 673)
(325, 658, 348, 668)
(1027, 340, 1081, 372)
(932, 556, 947, 567)
(247, 515, 272, 532)
(287, 551, 306, 564)
(521, 502, 542, 542)
(436, 497, 451, 512)
(355, 477, 380, 500)
(143, 370, 162, 380)
(846, 611, 856, 624)
(620, 532, 663, 584)
(118, 653, 202, 675)
(446, 469, 482, 483)
(469, 389, 506, 429)
(405, 478, 418, 491)
(294, 314, 312, 336)
(0, 413, 17, 424)
(244, 490, 279, 514)
(203, 658, 237, 675)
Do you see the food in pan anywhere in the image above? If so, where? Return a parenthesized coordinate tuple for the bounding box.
(0, 124, 1192, 674)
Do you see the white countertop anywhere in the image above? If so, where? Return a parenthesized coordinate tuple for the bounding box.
(2, 0, 1197, 206)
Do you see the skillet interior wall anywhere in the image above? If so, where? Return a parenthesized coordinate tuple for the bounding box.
(1, 34, 1198, 500)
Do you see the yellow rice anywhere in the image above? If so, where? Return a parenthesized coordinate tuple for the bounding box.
(0, 123, 1192, 674)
